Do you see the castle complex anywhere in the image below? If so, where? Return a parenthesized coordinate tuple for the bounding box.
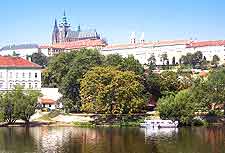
(52, 11, 101, 44)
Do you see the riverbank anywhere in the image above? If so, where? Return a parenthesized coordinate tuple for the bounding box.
(0, 110, 224, 128)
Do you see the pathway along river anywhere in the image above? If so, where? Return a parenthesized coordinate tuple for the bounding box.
(0, 126, 224, 153)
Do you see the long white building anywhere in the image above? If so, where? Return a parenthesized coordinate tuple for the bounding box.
(0, 44, 49, 59)
(101, 37, 225, 65)
(0, 56, 42, 90)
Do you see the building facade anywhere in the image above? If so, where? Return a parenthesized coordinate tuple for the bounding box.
(101, 34, 225, 65)
(0, 44, 49, 59)
(0, 56, 42, 91)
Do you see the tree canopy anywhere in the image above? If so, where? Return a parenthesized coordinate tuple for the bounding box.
(80, 66, 146, 114)
(0, 86, 40, 124)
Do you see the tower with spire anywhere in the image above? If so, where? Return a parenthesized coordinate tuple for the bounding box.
(58, 11, 71, 43)
(51, 11, 101, 44)
(52, 19, 59, 44)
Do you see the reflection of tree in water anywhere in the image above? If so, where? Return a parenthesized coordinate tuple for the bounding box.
(1, 127, 225, 153)
(30, 127, 153, 153)
(0, 127, 37, 153)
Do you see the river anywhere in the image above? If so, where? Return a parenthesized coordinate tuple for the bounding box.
(0, 126, 224, 153)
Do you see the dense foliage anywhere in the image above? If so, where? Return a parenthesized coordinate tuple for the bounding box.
(0, 86, 40, 124)
(80, 66, 145, 114)
(157, 89, 196, 125)
(42, 48, 225, 123)
(31, 52, 49, 68)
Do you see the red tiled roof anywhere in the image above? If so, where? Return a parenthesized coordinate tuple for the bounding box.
(199, 71, 208, 77)
(43, 39, 107, 49)
(39, 98, 56, 104)
(103, 40, 190, 50)
(187, 40, 225, 48)
(0, 56, 42, 68)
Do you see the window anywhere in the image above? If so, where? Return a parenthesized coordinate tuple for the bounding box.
(16, 73, 19, 78)
(49, 104, 51, 107)
(29, 83, 32, 88)
(35, 73, 38, 78)
(0, 72, 2, 78)
(0, 83, 3, 88)
(29, 72, 31, 78)
(22, 83, 25, 87)
(10, 83, 13, 89)
(22, 72, 25, 78)
(34, 83, 38, 88)
(9, 72, 13, 78)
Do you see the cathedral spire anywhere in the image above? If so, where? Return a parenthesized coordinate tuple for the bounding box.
(61, 10, 69, 26)
(63, 10, 66, 17)
(52, 19, 59, 44)
(54, 19, 58, 30)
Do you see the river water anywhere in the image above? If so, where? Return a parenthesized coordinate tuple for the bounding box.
(0, 126, 224, 153)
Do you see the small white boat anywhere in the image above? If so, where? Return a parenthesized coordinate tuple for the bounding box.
(140, 119, 178, 128)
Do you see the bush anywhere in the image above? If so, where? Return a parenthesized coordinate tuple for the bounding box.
(192, 117, 208, 126)
(207, 110, 223, 117)
(157, 89, 196, 125)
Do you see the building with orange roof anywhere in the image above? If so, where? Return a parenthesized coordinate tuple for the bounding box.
(0, 56, 42, 90)
(101, 33, 225, 65)
(40, 39, 107, 56)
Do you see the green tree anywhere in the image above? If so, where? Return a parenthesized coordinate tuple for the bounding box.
(0, 86, 40, 124)
(159, 71, 179, 95)
(160, 53, 168, 65)
(147, 53, 156, 70)
(59, 49, 105, 111)
(80, 66, 145, 114)
(157, 89, 196, 125)
(104, 54, 124, 67)
(31, 52, 49, 68)
(120, 55, 144, 75)
(143, 71, 161, 99)
(206, 69, 225, 109)
(172, 56, 176, 65)
(58, 97, 74, 113)
(19, 90, 41, 123)
(211, 55, 220, 66)
(192, 51, 203, 66)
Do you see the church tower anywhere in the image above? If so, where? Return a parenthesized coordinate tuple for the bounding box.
(52, 19, 59, 44)
(59, 11, 70, 43)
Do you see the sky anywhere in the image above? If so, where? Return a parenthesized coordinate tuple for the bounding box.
(1, 0, 225, 47)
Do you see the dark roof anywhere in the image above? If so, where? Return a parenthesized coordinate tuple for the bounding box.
(0, 44, 39, 51)
(66, 30, 100, 40)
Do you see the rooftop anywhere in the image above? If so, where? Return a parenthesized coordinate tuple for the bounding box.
(39, 98, 56, 104)
(187, 40, 225, 48)
(0, 44, 39, 51)
(40, 39, 107, 49)
(103, 39, 225, 50)
(102, 40, 191, 50)
(0, 56, 42, 68)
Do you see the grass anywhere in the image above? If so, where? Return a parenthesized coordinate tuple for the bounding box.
(72, 116, 145, 128)
(37, 110, 61, 121)
(73, 122, 96, 128)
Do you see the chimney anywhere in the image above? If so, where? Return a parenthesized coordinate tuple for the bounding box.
(130, 32, 136, 44)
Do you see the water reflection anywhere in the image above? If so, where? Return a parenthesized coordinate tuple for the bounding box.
(0, 126, 224, 153)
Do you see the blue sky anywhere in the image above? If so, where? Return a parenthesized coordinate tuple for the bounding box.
(1, 0, 225, 47)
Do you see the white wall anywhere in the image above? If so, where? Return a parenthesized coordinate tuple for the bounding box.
(41, 88, 62, 101)
(101, 45, 225, 65)
(0, 48, 39, 59)
(0, 68, 41, 90)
